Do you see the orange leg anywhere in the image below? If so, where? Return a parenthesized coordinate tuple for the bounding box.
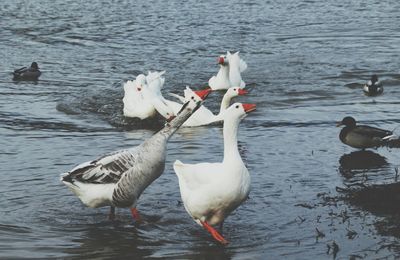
(200, 221, 228, 245)
(130, 208, 141, 222)
(108, 206, 115, 220)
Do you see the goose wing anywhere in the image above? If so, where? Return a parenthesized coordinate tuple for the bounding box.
(239, 58, 247, 72)
(61, 147, 140, 184)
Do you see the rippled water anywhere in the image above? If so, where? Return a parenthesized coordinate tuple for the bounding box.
(1, 0, 400, 258)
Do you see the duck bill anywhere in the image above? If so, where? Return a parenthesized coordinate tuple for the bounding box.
(336, 121, 343, 127)
(238, 89, 248, 95)
(194, 88, 212, 100)
(242, 103, 256, 113)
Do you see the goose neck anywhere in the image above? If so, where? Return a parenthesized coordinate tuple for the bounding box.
(223, 117, 241, 163)
(157, 101, 201, 139)
(219, 93, 232, 115)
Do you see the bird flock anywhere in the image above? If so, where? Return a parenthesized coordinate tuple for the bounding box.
(12, 52, 397, 245)
(59, 51, 254, 245)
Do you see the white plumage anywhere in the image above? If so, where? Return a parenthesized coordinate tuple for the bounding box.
(173, 102, 256, 244)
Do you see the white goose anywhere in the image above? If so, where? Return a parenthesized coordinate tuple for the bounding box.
(208, 51, 247, 90)
(143, 71, 175, 120)
(123, 71, 175, 120)
(60, 89, 211, 221)
(168, 87, 248, 127)
(123, 74, 156, 119)
(173, 102, 256, 244)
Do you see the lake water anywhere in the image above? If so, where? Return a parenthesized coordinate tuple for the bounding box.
(1, 0, 400, 258)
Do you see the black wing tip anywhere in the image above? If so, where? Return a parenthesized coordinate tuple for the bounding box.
(61, 172, 74, 183)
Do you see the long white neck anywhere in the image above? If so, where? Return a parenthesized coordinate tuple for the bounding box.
(216, 64, 229, 80)
(219, 93, 233, 115)
(223, 116, 242, 163)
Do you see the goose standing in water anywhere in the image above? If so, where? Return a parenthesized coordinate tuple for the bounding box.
(12, 62, 41, 81)
(337, 116, 398, 149)
(174, 102, 256, 244)
(60, 88, 211, 221)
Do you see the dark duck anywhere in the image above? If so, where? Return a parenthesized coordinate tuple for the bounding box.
(363, 74, 383, 96)
(12, 62, 41, 81)
(337, 116, 399, 149)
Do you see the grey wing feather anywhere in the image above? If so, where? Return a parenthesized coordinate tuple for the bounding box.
(62, 147, 139, 184)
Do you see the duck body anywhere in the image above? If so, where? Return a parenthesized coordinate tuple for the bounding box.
(174, 102, 256, 244)
(61, 93, 207, 219)
(338, 116, 394, 149)
(12, 62, 41, 81)
(363, 75, 383, 96)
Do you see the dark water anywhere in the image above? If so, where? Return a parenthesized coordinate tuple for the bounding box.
(1, 0, 400, 258)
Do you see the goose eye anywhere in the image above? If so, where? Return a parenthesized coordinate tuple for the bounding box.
(191, 96, 194, 100)
(234, 88, 237, 91)
(236, 105, 239, 109)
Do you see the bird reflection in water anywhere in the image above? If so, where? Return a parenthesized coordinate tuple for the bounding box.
(338, 150, 388, 181)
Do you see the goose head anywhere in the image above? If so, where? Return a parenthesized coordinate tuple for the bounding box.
(225, 102, 256, 121)
(217, 55, 228, 66)
(135, 74, 146, 91)
(184, 86, 211, 102)
(166, 87, 211, 128)
(337, 116, 356, 128)
(226, 87, 248, 98)
(177, 86, 212, 111)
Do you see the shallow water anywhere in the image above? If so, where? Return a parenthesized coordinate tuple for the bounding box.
(1, 0, 400, 258)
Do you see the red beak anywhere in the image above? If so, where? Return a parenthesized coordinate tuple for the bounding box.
(238, 89, 248, 95)
(242, 103, 256, 113)
(218, 57, 225, 64)
(194, 88, 212, 100)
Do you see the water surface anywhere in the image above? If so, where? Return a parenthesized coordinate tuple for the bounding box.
(1, 0, 400, 258)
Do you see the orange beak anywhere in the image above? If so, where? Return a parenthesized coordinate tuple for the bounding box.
(194, 88, 212, 100)
(238, 89, 248, 95)
(242, 103, 256, 113)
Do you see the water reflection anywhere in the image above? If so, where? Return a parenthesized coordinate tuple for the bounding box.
(339, 150, 391, 186)
(339, 150, 388, 173)
(62, 222, 154, 259)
